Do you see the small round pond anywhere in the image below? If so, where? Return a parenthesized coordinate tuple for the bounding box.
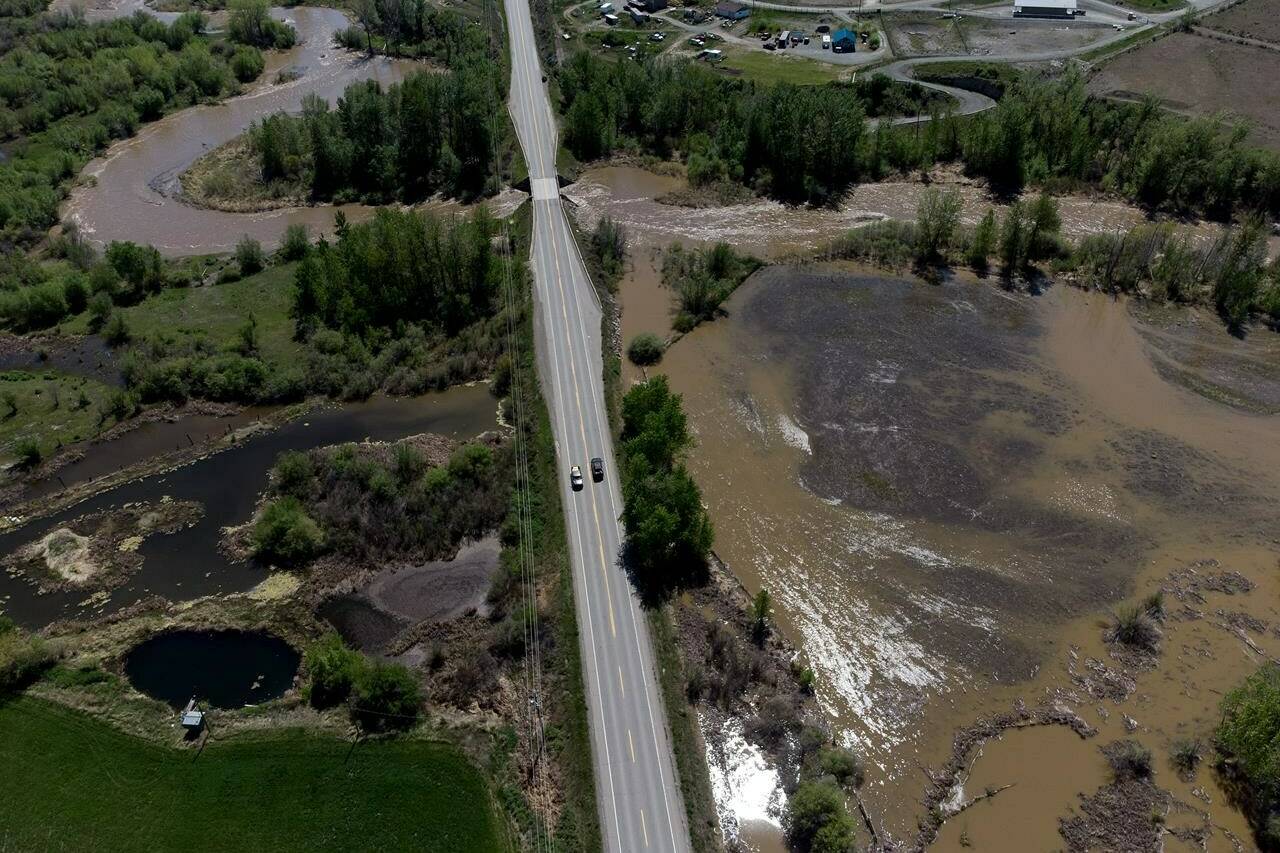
(124, 630, 300, 709)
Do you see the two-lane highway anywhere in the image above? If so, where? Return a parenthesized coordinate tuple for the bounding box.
(501, 0, 691, 849)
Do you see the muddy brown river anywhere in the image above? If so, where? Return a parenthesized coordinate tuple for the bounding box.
(57, 3, 517, 255)
(571, 165, 1280, 850)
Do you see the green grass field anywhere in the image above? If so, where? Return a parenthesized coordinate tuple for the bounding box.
(0, 697, 510, 852)
(717, 47, 849, 85)
(0, 371, 120, 464)
(63, 263, 303, 370)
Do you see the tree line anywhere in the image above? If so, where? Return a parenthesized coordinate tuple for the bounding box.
(826, 186, 1280, 330)
(249, 62, 505, 203)
(0, 9, 264, 248)
(619, 375, 713, 599)
(556, 53, 1280, 221)
(339, 0, 489, 63)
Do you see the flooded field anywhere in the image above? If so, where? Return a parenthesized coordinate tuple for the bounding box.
(0, 386, 498, 629)
(572, 165, 1280, 848)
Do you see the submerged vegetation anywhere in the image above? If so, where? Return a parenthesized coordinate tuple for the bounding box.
(660, 241, 761, 332)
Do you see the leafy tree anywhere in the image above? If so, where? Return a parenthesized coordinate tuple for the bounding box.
(252, 496, 326, 565)
(1218, 663, 1280, 838)
(303, 634, 363, 708)
(785, 781, 851, 852)
(998, 201, 1029, 275)
(914, 186, 962, 263)
(967, 208, 996, 271)
(228, 0, 296, 48)
(1210, 218, 1267, 330)
(279, 224, 310, 261)
(627, 333, 665, 366)
(102, 313, 131, 347)
(350, 660, 421, 732)
(236, 236, 266, 275)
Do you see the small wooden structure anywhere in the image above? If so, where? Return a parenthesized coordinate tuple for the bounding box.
(180, 698, 205, 732)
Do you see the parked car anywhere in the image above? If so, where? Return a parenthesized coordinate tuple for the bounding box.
(591, 458, 604, 482)
(570, 465, 584, 491)
(764, 41, 775, 49)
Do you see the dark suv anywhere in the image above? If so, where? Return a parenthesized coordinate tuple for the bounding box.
(590, 458, 605, 483)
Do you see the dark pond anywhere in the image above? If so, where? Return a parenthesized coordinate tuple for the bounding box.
(0, 385, 498, 629)
(124, 629, 300, 709)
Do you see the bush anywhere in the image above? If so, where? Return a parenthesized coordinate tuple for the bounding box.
(1171, 738, 1202, 778)
(229, 46, 265, 83)
(785, 780, 851, 852)
(102, 313, 131, 346)
(273, 451, 314, 497)
(817, 746, 865, 791)
(235, 235, 266, 275)
(350, 660, 421, 732)
(251, 496, 326, 565)
(279, 224, 310, 261)
(0, 620, 57, 693)
(1218, 664, 1280, 833)
(303, 633, 363, 708)
(1104, 739, 1154, 782)
(1109, 603, 1162, 653)
(627, 333, 665, 366)
(13, 438, 41, 469)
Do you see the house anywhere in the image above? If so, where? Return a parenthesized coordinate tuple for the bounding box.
(831, 27, 856, 52)
(598, 2, 613, 11)
(629, 8, 649, 24)
(714, 0, 750, 21)
(1013, 0, 1076, 17)
(635, 0, 666, 9)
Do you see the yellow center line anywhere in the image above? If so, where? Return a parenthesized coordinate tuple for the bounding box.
(546, 207, 618, 639)
(628, 729, 636, 763)
(641, 808, 650, 848)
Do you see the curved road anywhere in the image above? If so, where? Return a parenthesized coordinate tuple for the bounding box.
(503, 0, 692, 851)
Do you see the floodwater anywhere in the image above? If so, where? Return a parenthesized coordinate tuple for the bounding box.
(0, 385, 499, 629)
(320, 533, 501, 653)
(571, 165, 1280, 848)
(124, 629, 300, 708)
(61, 5, 426, 255)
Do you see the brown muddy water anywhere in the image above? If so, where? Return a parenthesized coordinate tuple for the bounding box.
(58, 5, 521, 256)
(0, 385, 498, 630)
(570, 165, 1280, 849)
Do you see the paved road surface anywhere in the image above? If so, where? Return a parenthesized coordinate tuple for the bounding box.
(501, 0, 692, 850)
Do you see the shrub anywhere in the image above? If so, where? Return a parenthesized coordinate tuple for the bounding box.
(13, 438, 41, 469)
(1105, 739, 1154, 783)
(1109, 604, 1162, 653)
(785, 780, 850, 852)
(627, 333, 665, 366)
(273, 451, 314, 497)
(229, 46, 264, 83)
(1171, 738, 1202, 778)
(817, 746, 865, 790)
(235, 235, 266, 275)
(279, 224, 310, 261)
(350, 660, 421, 732)
(1218, 665, 1280, 825)
(102, 313, 131, 346)
(0, 620, 57, 693)
(251, 496, 326, 565)
(303, 633, 363, 708)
